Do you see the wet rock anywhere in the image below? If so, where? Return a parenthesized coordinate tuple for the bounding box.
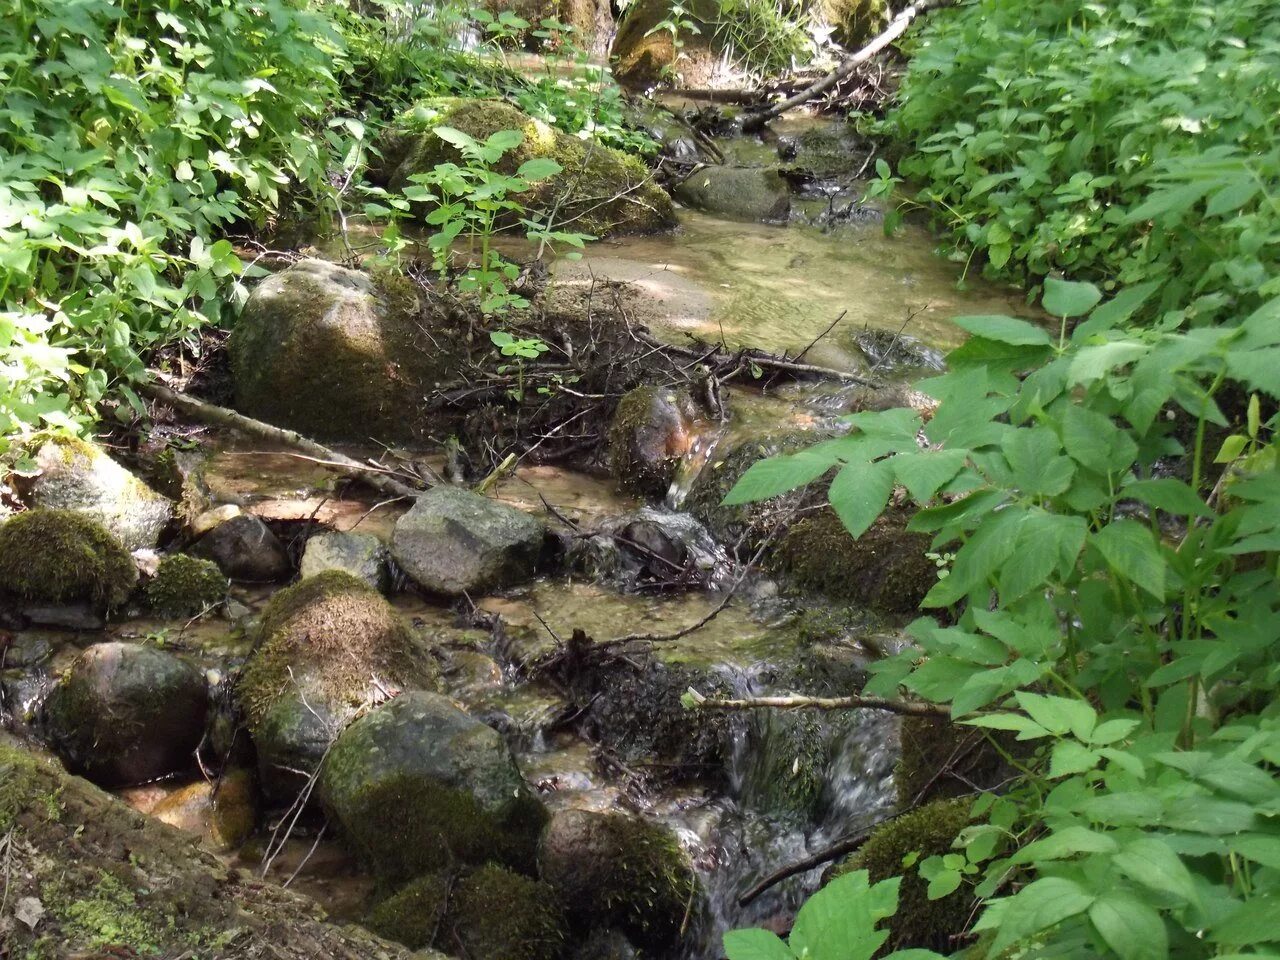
(607, 386, 704, 497)
(391, 486, 545, 597)
(229, 258, 462, 441)
(42, 641, 208, 787)
(379, 99, 675, 237)
(539, 808, 698, 951)
(191, 503, 241, 537)
(193, 513, 291, 583)
(849, 328, 945, 374)
(238, 571, 432, 802)
(0, 509, 137, 610)
(20, 605, 106, 630)
(19, 437, 173, 550)
(0, 634, 51, 668)
(151, 768, 258, 851)
(146, 553, 229, 616)
(568, 506, 730, 590)
(318, 690, 547, 883)
(674, 166, 791, 222)
(568, 928, 642, 960)
(300, 530, 389, 591)
(442, 649, 505, 700)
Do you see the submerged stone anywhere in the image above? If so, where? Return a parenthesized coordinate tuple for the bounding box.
(192, 513, 291, 583)
(20, 437, 174, 550)
(0, 509, 137, 610)
(151, 768, 258, 852)
(391, 486, 545, 597)
(673, 166, 791, 222)
(42, 641, 208, 787)
(319, 690, 547, 884)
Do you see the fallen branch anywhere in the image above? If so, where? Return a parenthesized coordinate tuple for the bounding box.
(741, 0, 953, 132)
(686, 691, 950, 718)
(141, 378, 423, 502)
(737, 824, 877, 906)
(632, 329, 879, 387)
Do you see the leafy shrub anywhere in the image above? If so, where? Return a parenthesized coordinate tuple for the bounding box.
(873, 0, 1280, 323)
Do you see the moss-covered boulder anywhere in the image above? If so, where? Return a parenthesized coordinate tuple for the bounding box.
(379, 98, 676, 237)
(896, 715, 1014, 808)
(449, 864, 565, 960)
(391, 486, 545, 597)
(146, 553, 229, 617)
(229, 259, 465, 441)
(539, 808, 698, 951)
(610, 0, 723, 87)
(238, 572, 430, 801)
(43, 642, 208, 787)
(772, 508, 937, 614)
(608, 385, 704, 497)
(0, 509, 137, 609)
(18, 437, 174, 550)
(673, 166, 792, 222)
(319, 691, 548, 884)
(365, 871, 452, 949)
(836, 798, 973, 953)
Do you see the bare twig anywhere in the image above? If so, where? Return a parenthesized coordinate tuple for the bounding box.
(791, 309, 847, 365)
(686, 691, 950, 718)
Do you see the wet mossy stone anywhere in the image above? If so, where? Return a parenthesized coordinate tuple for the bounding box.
(448, 864, 565, 960)
(607, 386, 702, 498)
(539, 808, 698, 952)
(319, 690, 548, 884)
(237, 571, 429, 801)
(0, 508, 137, 609)
(366, 870, 452, 949)
(43, 641, 209, 787)
(772, 507, 937, 614)
(20, 436, 174, 550)
(673, 166, 791, 223)
(229, 259, 464, 442)
(896, 715, 1014, 808)
(837, 798, 972, 953)
(379, 98, 676, 238)
(145, 553, 228, 617)
(391, 486, 545, 597)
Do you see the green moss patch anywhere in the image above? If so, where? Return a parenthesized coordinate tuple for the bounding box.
(0, 508, 137, 607)
(449, 864, 564, 960)
(146, 553, 228, 617)
(366, 871, 452, 949)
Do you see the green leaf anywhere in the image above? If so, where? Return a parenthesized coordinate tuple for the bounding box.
(1088, 895, 1169, 960)
(828, 459, 894, 539)
(953, 315, 1052, 346)
(484, 128, 525, 152)
(723, 929, 794, 960)
(987, 877, 1095, 956)
(893, 449, 968, 504)
(1112, 838, 1200, 905)
(1015, 692, 1097, 740)
(1043, 277, 1102, 318)
(1072, 282, 1162, 340)
(1122, 479, 1211, 517)
(1209, 896, 1280, 945)
(1049, 740, 1102, 778)
(1061, 405, 1138, 475)
(788, 870, 898, 960)
(516, 157, 562, 181)
(722, 451, 835, 505)
(1092, 520, 1167, 599)
(1003, 427, 1075, 497)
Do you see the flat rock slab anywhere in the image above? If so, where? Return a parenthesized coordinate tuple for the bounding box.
(391, 486, 544, 597)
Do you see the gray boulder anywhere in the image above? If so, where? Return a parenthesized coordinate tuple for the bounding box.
(193, 514, 291, 582)
(22, 438, 173, 550)
(42, 642, 208, 787)
(319, 690, 547, 883)
(391, 486, 544, 596)
(674, 166, 791, 222)
(300, 531, 389, 591)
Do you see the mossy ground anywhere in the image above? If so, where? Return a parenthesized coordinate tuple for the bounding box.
(0, 508, 137, 607)
(146, 553, 228, 616)
(365, 871, 452, 949)
(450, 864, 565, 960)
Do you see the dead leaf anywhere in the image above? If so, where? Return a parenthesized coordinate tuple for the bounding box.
(14, 896, 44, 931)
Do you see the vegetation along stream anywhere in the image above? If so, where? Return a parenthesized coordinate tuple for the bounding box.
(2, 2, 1279, 960)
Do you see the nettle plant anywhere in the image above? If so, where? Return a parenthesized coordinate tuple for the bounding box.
(723, 279, 1280, 958)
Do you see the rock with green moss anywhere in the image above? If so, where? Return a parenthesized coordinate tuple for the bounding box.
(229, 258, 466, 442)
(819, 0, 887, 49)
(538, 808, 698, 951)
(379, 98, 676, 237)
(609, 0, 723, 87)
(365, 870, 452, 949)
(608, 385, 704, 497)
(300, 530, 389, 591)
(146, 554, 229, 617)
(0, 509, 137, 609)
(673, 166, 791, 222)
(448, 864, 565, 960)
(391, 486, 545, 597)
(19, 437, 174, 550)
(319, 690, 547, 884)
(238, 571, 432, 801)
(835, 798, 973, 953)
(43, 642, 208, 787)
(772, 507, 937, 614)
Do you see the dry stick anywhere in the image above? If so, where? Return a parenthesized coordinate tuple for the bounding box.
(737, 824, 877, 906)
(141, 378, 423, 502)
(741, 0, 953, 133)
(688, 692, 950, 718)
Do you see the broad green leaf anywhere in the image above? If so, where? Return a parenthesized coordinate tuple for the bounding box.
(516, 157, 562, 181)
(1088, 895, 1169, 960)
(788, 870, 898, 960)
(1072, 282, 1162, 340)
(722, 451, 836, 505)
(1015, 692, 1097, 740)
(828, 458, 894, 538)
(723, 929, 794, 960)
(1092, 521, 1167, 599)
(1208, 896, 1280, 945)
(1003, 427, 1075, 497)
(1061, 405, 1137, 475)
(1043, 277, 1102, 318)
(1112, 838, 1200, 905)
(1122, 479, 1211, 517)
(1010, 825, 1118, 863)
(953, 314, 1052, 346)
(1049, 740, 1102, 778)
(987, 877, 1095, 956)
(893, 449, 968, 504)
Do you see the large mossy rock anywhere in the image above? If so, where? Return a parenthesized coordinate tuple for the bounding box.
(301, 530, 390, 592)
(19, 437, 174, 550)
(391, 486, 545, 597)
(673, 166, 791, 222)
(378, 98, 676, 237)
(42, 642, 208, 787)
(607, 385, 704, 497)
(229, 259, 463, 441)
(449, 864, 565, 960)
(238, 571, 431, 801)
(0, 508, 137, 609)
(0, 733, 427, 959)
(610, 0, 723, 87)
(319, 690, 548, 884)
(539, 808, 698, 951)
(145, 553, 228, 617)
